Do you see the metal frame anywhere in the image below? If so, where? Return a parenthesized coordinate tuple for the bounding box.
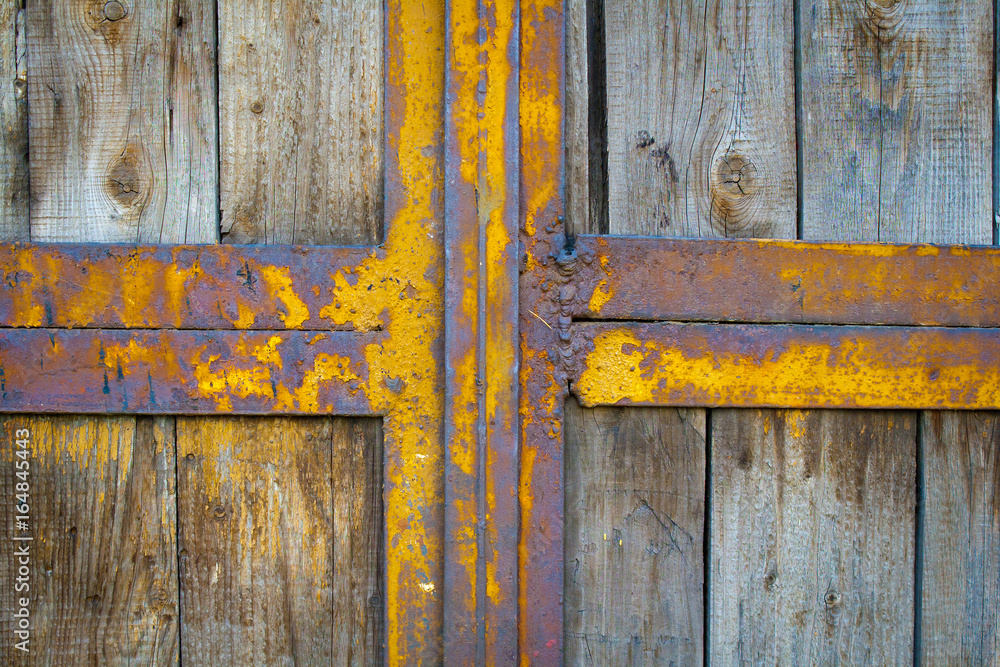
(1, 0, 998, 664)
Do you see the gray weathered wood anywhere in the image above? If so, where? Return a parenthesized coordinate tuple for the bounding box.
(177, 417, 382, 665)
(921, 413, 999, 663)
(800, 0, 992, 243)
(711, 409, 916, 664)
(566, 0, 590, 236)
(0, 0, 27, 239)
(603, 0, 796, 238)
(1, 416, 179, 665)
(565, 401, 706, 666)
(26, 0, 218, 242)
(218, 0, 383, 245)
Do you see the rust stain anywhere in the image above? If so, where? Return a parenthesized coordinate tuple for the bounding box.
(573, 236, 1000, 327)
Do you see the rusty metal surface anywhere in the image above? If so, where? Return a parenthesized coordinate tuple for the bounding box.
(573, 235, 1000, 326)
(0, 329, 378, 413)
(443, 0, 520, 663)
(518, 0, 568, 662)
(0, 242, 384, 330)
(380, 0, 447, 662)
(573, 322, 1000, 409)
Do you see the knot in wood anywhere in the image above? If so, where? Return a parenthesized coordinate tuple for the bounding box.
(105, 144, 149, 208)
(710, 152, 763, 236)
(103, 1, 127, 21)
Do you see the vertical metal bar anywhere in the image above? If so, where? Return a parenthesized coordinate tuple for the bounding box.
(444, 0, 521, 662)
(518, 0, 568, 662)
(382, 0, 447, 663)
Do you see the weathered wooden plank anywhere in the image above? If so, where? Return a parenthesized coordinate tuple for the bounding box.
(565, 0, 591, 236)
(0, 0, 27, 239)
(603, 0, 796, 238)
(800, 0, 992, 243)
(711, 409, 916, 663)
(201, 5, 389, 660)
(921, 413, 999, 662)
(26, 0, 218, 243)
(565, 400, 705, 666)
(331, 418, 384, 664)
(218, 0, 382, 245)
(176, 417, 382, 664)
(799, 3, 995, 662)
(1, 416, 179, 664)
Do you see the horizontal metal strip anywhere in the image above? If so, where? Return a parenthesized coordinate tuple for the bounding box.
(0, 329, 385, 414)
(0, 243, 404, 331)
(572, 235, 1000, 327)
(572, 322, 1000, 409)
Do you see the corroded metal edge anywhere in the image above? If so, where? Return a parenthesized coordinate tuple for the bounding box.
(443, 0, 520, 663)
(572, 235, 1000, 327)
(572, 322, 1000, 409)
(518, 0, 567, 662)
(0, 243, 391, 331)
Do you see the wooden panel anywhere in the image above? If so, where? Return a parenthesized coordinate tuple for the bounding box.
(602, 0, 796, 238)
(711, 409, 916, 663)
(177, 417, 383, 664)
(0, 0, 27, 239)
(921, 412, 999, 663)
(218, 0, 382, 245)
(1, 416, 179, 664)
(800, 0, 992, 244)
(565, 401, 706, 665)
(26, 0, 218, 243)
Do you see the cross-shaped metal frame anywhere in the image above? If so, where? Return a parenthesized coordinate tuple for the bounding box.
(2, 1, 998, 664)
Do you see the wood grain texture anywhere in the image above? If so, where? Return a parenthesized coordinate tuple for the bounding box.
(564, 400, 705, 666)
(565, 0, 590, 237)
(711, 409, 916, 664)
(0, 0, 27, 240)
(799, 3, 996, 661)
(218, 0, 382, 245)
(800, 0, 993, 243)
(1, 416, 179, 665)
(177, 417, 382, 665)
(921, 413, 1000, 663)
(602, 0, 796, 238)
(26, 0, 218, 243)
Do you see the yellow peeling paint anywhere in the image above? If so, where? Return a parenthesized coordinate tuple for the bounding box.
(291, 353, 362, 413)
(258, 265, 310, 328)
(588, 255, 614, 313)
(7, 248, 46, 326)
(576, 327, 1000, 409)
(231, 301, 257, 329)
